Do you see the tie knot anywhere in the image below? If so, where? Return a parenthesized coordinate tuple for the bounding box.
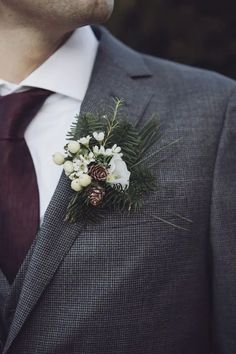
(0, 88, 52, 139)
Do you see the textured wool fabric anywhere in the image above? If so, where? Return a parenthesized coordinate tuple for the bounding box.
(0, 270, 9, 350)
(0, 89, 52, 282)
(0, 26, 235, 354)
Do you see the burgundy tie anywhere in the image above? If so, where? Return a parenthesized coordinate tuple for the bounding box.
(0, 88, 52, 283)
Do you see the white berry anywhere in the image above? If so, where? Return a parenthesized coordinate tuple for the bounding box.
(68, 141, 80, 154)
(53, 152, 65, 165)
(79, 174, 92, 187)
(64, 161, 74, 175)
(71, 179, 82, 192)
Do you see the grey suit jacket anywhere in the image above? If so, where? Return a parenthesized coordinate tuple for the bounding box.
(0, 26, 235, 354)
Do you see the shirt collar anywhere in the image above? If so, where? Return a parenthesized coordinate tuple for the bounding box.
(0, 26, 98, 101)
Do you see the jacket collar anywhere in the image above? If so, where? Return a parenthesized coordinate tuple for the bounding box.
(92, 26, 152, 78)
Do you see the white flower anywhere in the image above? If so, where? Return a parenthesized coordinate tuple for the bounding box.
(79, 135, 91, 146)
(69, 172, 77, 181)
(81, 151, 95, 164)
(68, 141, 80, 154)
(107, 155, 130, 189)
(93, 145, 98, 154)
(53, 152, 65, 165)
(89, 151, 95, 159)
(73, 157, 89, 176)
(71, 179, 82, 192)
(79, 174, 92, 187)
(93, 145, 99, 155)
(63, 161, 74, 175)
(93, 131, 105, 142)
(93, 145, 106, 156)
(99, 146, 106, 155)
(87, 151, 95, 163)
(111, 144, 122, 154)
(104, 148, 113, 156)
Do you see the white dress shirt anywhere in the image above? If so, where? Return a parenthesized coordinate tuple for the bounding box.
(0, 26, 98, 224)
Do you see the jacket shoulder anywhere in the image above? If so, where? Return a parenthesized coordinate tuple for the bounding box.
(98, 26, 236, 100)
(141, 53, 236, 96)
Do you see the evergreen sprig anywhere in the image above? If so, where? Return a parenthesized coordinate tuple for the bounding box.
(57, 98, 163, 223)
(67, 112, 106, 141)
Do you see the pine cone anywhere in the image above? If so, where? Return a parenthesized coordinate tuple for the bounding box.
(88, 186, 105, 206)
(89, 164, 108, 182)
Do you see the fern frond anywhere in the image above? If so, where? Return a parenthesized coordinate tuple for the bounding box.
(107, 121, 141, 167)
(67, 113, 106, 141)
(138, 118, 162, 157)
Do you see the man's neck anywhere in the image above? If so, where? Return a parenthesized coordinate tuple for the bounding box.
(0, 25, 69, 84)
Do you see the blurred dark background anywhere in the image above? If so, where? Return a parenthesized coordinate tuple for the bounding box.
(106, 0, 236, 79)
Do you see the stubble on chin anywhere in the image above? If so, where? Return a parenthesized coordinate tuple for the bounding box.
(85, 0, 114, 24)
(0, 0, 114, 33)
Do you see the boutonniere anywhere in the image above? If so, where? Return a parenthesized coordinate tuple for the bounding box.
(53, 99, 160, 224)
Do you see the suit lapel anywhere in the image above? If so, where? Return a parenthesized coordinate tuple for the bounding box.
(4, 26, 153, 353)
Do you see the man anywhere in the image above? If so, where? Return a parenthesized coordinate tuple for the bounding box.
(0, 1, 235, 353)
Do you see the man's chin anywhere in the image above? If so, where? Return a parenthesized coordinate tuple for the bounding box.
(90, 0, 114, 25)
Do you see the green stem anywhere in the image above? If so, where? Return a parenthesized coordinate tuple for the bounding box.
(103, 98, 123, 146)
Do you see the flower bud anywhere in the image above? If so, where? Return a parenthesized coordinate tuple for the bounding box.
(93, 132, 105, 142)
(79, 135, 91, 146)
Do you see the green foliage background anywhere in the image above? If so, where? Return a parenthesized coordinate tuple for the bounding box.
(106, 0, 236, 79)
